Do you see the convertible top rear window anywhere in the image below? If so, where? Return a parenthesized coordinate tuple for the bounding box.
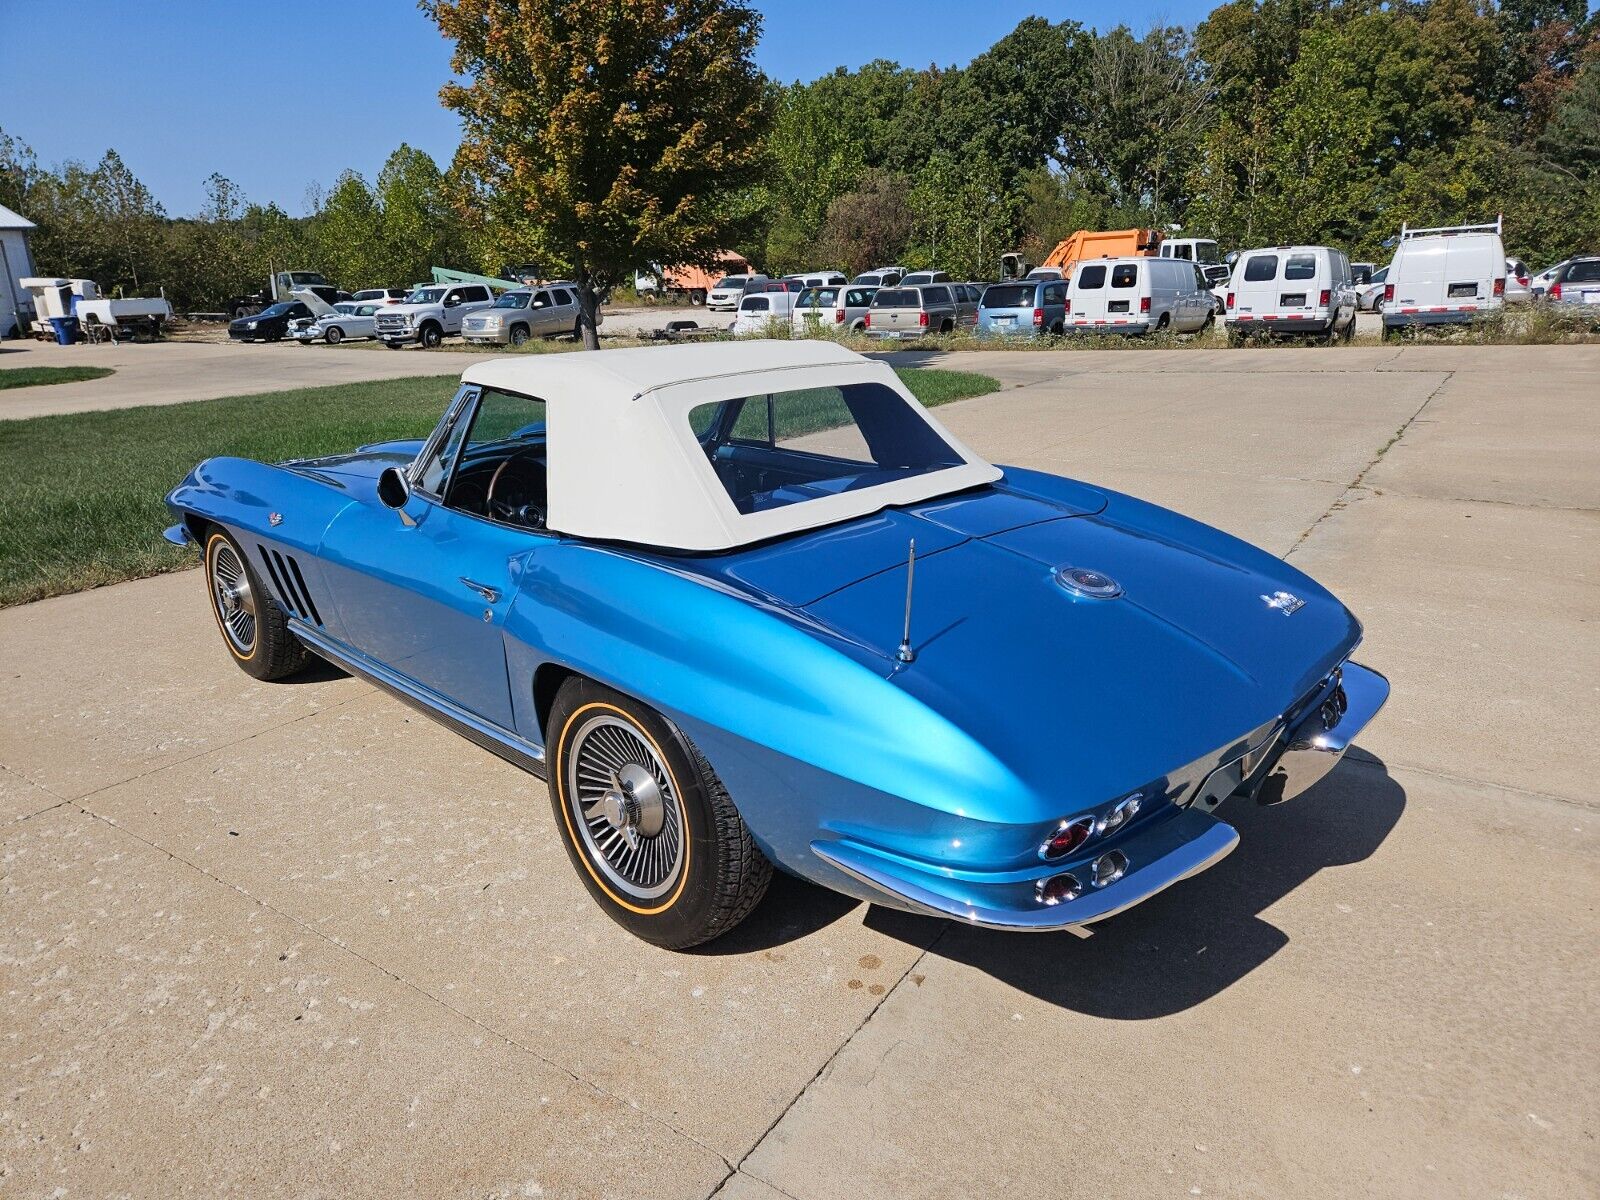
(690, 383, 963, 516)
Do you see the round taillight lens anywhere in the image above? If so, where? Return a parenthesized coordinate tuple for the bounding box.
(1039, 815, 1094, 861)
(1035, 872, 1082, 906)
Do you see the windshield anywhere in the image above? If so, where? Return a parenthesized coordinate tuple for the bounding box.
(1194, 241, 1222, 264)
(405, 287, 446, 304)
(690, 383, 963, 515)
(260, 303, 295, 317)
(713, 276, 743, 289)
(494, 292, 532, 309)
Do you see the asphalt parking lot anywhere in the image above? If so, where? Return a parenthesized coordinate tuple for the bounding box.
(3, 342, 1596, 1198)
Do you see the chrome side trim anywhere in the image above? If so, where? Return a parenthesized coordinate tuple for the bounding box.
(163, 523, 195, 548)
(1257, 661, 1388, 805)
(811, 815, 1239, 936)
(287, 619, 546, 778)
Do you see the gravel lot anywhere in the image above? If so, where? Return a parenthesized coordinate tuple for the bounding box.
(2, 342, 1596, 1198)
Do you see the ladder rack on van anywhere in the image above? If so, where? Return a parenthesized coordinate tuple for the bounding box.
(1399, 216, 1503, 240)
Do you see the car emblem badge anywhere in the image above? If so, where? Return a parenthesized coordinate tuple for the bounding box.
(1055, 566, 1122, 599)
(269, 512, 283, 527)
(1261, 590, 1304, 615)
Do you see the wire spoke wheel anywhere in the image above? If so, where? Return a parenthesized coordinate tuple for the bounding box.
(567, 714, 684, 902)
(209, 541, 257, 655)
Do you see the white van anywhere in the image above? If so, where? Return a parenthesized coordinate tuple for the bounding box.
(730, 289, 798, 334)
(1066, 257, 1213, 335)
(1225, 245, 1358, 342)
(1159, 237, 1229, 286)
(1381, 219, 1506, 338)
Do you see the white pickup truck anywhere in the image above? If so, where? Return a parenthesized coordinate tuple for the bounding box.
(375, 283, 496, 349)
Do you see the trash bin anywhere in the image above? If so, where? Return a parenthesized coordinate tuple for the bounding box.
(49, 317, 80, 346)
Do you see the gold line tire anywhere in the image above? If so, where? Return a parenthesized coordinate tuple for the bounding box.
(547, 677, 771, 948)
(203, 528, 310, 681)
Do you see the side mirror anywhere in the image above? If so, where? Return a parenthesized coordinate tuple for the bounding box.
(1224, 251, 1239, 266)
(443, 295, 461, 308)
(377, 466, 411, 510)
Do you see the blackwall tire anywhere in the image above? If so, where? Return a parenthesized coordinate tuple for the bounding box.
(419, 323, 443, 349)
(547, 677, 772, 949)
(203, 529, 310, 682)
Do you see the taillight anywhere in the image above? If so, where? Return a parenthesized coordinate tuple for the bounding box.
(1064, 299, 1071, 314)
(1550, 282, 1562, 300)
(1039, 816, 1095, 862)
(919, 311, 928, 327)
(1140, 296, 1151, 314)
(1226, 292, 1234, 310)
(1492, 278, 1504, 297)
(834, 308, 845, 323)
(1032, 307, 1044, 326)
(863, 312, 871, 328)
(1319, 289, 1330, 306)
(1384, 283, 1394, 302)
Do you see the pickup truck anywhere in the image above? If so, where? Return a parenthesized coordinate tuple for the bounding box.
(863, 284, 959, 340)
(375, 283, 496, 349)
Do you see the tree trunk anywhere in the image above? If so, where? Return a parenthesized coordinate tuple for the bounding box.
(575, 265, 601, 350)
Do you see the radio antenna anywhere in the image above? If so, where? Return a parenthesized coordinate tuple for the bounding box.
(897, 539, 917, 664)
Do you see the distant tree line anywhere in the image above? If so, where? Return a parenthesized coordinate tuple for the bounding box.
(2, 0, 1596, 310)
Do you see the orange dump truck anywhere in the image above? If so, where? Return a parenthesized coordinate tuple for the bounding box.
(1001, 229, 1164, 282)
(636, 252, 754, 306)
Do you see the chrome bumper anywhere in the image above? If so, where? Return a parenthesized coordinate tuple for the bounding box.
(162, 523, 195, 548)
(812, 806, 1240, 937)
(1257, 661, 1389, 805)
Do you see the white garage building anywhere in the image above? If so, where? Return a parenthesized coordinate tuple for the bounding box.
(1, 202, 39, 338)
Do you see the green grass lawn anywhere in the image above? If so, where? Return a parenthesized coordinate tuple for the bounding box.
(0, 366, 997, 607)
(0, 365, 116, 390)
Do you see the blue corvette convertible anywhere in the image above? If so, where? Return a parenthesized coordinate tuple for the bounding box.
(166, 341, 1387, 948)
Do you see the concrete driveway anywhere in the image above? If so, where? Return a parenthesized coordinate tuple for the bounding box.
(3, 345, 1596, 1198)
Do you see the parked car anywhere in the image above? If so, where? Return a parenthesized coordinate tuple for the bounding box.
(462, 284, 593, 346)
(977, 279, 1069, 337)
(351, 288, 410, 304)
(1224, 245, 1358, 343)
(1067, 257, 1213, 336)
(852, 268, 906, 287)
(291, 302, 381, 346)
(1529, 260, 1569, 299)
(165, 340, 1387, 948)
(899, 271, 952, 287)
(791, 285, 876, 334)
(1546, 256, 1600, 314)
(707, 274, 768, 311)
(1504, 258, 1532, 304)
(1381, 220, 1506, 339)
(1357, 265, 1389, 312)
(374, 283, 496, 349)
(228, 301, 313, 343)
(950, 283, 982, 329)
(730, 289, 798, 334)
(782, 272, 849, 290)
(864, 285, 959, 339)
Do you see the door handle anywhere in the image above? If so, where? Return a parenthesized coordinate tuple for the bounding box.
(459, 577, 501, 603)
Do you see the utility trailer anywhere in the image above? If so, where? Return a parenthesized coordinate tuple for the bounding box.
(19, 277, 173, 341)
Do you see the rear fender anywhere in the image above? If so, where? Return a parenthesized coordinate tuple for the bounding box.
(166, 457, 354, 638)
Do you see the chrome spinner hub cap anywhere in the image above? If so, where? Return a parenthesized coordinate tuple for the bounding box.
(210, 544, 256, 653)
(569, 716, 682, 901)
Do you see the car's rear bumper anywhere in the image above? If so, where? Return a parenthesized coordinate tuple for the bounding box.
(1227, 315, 1335, 334)
(812, 806, 1239, 935)
(1384, 306, 1494, 327)
(1067, 319, 1151, 335)
(809, 661, 1387, 935)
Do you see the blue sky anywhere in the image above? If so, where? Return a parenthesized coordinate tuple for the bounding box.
(3, 1, 1215, 217)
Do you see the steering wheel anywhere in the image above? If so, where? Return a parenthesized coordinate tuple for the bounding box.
(485, 451, 548, 529)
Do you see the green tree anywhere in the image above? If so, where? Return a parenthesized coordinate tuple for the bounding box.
(761, 75, 867, 271)
(426, 0, 771, 348)
(815, 169, 914, 274)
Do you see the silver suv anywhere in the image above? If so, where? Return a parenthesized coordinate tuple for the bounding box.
(376, 283, 496, 349)
(462, 283, 597, 346)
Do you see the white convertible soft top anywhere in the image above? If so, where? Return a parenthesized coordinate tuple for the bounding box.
(458, 341, 1000, 551)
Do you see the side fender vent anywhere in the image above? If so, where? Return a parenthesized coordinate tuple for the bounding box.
(257, 546, 325, 626)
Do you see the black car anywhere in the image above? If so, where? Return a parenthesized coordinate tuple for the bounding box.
(228, 301, 313, 343)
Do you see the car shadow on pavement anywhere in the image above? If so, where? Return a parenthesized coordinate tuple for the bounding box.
(861, 753, 1407, 1018)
